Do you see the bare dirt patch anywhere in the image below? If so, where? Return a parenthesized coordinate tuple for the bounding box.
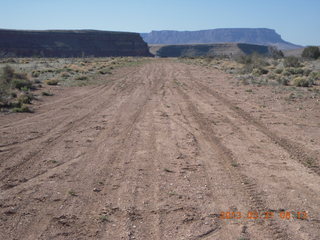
(0, 59, 319, 240)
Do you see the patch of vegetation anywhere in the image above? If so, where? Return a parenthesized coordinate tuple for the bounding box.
(237, 54, 270, 74)
(45, 79, 59, 85)
(42, 91, 53, 96)
(12, 104, 32, 113)
(60, 72, 70, 78)
(284, 56, 301, 68)
(276, 77, 290, 86)
(75, 75, 88, 81)
(293, 77, 313, 87)
(32, 70, 40, 78)
(12, 78, 33, 90)
(17, 93, 34, 104)
(99, 215, 110, 223)
(68, 190, 77, 196)
(302, 46, 320, 59)
(0, 65, 36, 112)
(99, 69, 112, 75)
(231, 162, 239, 167)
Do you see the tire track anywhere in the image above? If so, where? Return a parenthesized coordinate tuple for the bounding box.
(174, 80, 292, 240)
(186, 68, 320, 176)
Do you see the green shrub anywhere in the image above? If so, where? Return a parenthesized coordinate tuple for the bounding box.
(309, 71, 320, 80)
(17, 93, 34, 104)
(31, 71, 40, 78)
(293, 77, 312, 87)
(303, 68, 312, 76)
(284, 56, 301, 68)
(1, 65, 15, 84)
(12, 79, 33, 90)
(12, 104, 32, 113)
(75, 75, 88, 81)
(42, 91, 53, 96)
(99, 69, 112, 75)
(252, 68, 269, 76)
(275, 68, 283, 74)
(302, 46, 320, 59)
(277, 77, 290, 86)
(61, 72, 70, 78)
(45, 79, 59, 85)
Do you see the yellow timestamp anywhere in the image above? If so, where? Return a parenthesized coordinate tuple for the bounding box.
(219, 211, 308, 220)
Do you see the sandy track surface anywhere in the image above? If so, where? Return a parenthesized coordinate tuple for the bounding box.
(0, 59, 319, 240)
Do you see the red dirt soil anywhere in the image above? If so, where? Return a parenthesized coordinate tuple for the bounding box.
(0, 59, 319, 240)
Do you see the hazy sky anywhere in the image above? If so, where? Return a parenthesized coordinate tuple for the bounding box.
(1, 0, 319, 46)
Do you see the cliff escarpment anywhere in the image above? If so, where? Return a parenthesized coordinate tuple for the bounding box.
(141, 28, 302, 50)
(0, 29, 151, 57)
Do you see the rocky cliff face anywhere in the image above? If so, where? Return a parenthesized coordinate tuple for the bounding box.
(141, 28, 302, 50)
(0, 29, 152, 57)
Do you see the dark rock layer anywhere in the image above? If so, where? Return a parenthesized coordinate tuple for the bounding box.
(153, 43, 282, 58)
(0, 29, 152, 57)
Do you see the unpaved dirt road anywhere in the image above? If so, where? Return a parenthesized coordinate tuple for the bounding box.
(1, 59, 320, 240)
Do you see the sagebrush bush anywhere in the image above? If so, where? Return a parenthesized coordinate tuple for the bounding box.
(61, 72, 70, 78)
(277, 77, 290, 86)
(17, 93, 34, 104)
(302, 46, 320, 59)
(99, 69, 112, 75)
(75, 76, 88, 81)
(1, 65, 15, 84)
(42, 91, 53, 96)
(12, 79, 33, 90)
(12, 104, 32, 113)
(252, 68, 269, 76)
(284, 56, 301, 68)
(275, 68, 283, 74)
(293, 77, 313, 87)
(45, 79, 59, 85)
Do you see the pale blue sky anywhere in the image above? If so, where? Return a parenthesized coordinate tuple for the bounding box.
(1, 0, 319, 46)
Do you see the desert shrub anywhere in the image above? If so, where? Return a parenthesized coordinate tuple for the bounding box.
(31, 71, 40, 78)
(1, 66, 34, 91)
(42, 91, 53, 96)
(237, 53, 270, 74)
(75, 75, 88, 81)
(275, 68, 283, 74)
(303, 68, 312, 76)
(12, 79, 33, 90)
(287, 67, 304, 75)
(252, 68, 269, 76)
(14, 72, 28, 80)
(309, 71, 320, 80)
(45, 79, 59, 85)
(17, 93, 34, 104)
(277, 77, 290, 86)
(1, 65, 15, 84)
(302, 46, 320, 59)
(284, 56, 301, 68)
(293, 77, 313, 87)
(61, 72, 70, 78)
(237, 54, 269, 66)
(12, 104, 32, 113)
(99, 69, 112, 75)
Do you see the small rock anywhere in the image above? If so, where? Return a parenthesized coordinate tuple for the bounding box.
(93, 188, 101, 192)
(4, 208, 17, 215)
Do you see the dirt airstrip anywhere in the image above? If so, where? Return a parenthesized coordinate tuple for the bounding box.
(0, 59, 319, 240)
